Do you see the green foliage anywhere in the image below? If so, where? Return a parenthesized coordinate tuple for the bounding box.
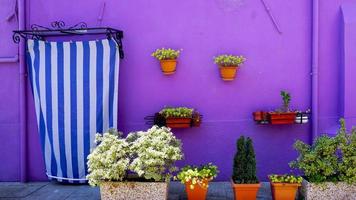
(151, 48, 181, 60)
(176, 163, 219, 189)
(269, 174, 303, 184)
(337, 119, 356, 184)
(232, 136, 259, 184)
(159, 107, 193, 118)
(290, 119, 356, 184)
(214, 54, 246, 67)
(280, 90, 291, 112)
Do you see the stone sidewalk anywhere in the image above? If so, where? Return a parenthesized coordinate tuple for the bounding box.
(0, 182, 273, 200)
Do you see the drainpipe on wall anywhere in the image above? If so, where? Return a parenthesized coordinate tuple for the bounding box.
(312, 0, 319, 142)
(18, 0, 27, 182)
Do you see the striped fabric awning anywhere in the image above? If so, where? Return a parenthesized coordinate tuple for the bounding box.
(26, 39, 120, 183)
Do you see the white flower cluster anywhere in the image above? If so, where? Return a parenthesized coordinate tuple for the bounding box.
(86, 126, 183, 186)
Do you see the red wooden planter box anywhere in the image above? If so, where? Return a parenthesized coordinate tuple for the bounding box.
(166, 117, 192, 128)
(268, 112, 296, 124)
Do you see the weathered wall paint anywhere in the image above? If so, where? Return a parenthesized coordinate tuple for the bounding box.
(0, 0, 354, 181)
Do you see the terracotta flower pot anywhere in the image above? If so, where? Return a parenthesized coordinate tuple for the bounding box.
(270, 182, 301, 200)
(185, 179, 209, 200)
(231, 181, 260, 200)
(166, 117, 191, 128)
(219, 66, 238, 81)
(160, 59, 177, 75)
(268, 112, 296, 124)
(253, 111, 263, 121)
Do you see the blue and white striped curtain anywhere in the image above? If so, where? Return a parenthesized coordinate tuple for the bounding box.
(26, 39, 120, 183)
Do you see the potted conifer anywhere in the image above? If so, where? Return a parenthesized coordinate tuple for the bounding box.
(152, 48, 181, 75)
(231, 136, 260, 200)
(176, 163, 219, 200)
(214, 54, 246, 81)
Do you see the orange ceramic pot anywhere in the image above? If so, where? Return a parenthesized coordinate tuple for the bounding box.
(185, 179, 209, 200)
(219, 66, 238, 81)
(166, 117, 191, 128)
(160, 59, 177, 75)
(270, 182, 301, 200)
(231, 181, 260, 200)
(268, 112, 296, 124)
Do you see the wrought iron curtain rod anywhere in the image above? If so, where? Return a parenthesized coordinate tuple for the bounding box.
(13, 21, 124, 59)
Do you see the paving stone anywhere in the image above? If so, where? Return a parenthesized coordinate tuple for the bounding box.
(0, 181, 274, 199)
(0, 182, 48, 198)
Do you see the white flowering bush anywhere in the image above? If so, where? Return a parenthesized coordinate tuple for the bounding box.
(86, 126, 183, 186)
(129, 126, 183, 181)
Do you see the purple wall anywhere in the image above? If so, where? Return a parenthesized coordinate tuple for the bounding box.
(0, 0, 354, 181)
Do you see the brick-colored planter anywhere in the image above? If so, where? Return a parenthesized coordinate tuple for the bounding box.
(100, 181, 168, 200)
(300, 180, 356, 200)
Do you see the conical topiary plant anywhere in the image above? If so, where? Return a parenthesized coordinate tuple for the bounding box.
(245, 138, 258, 183)
(232, 136, 247, 183)
(231, 136, 260, 200)
(232, 136, 258, 183)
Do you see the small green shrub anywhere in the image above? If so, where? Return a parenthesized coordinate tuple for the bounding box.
(269, 174, 303, 184)
(280, 91, 291, 112)
(176, 163, 219, 189)
(289, 119, 356, 184)
(232, 136, 259, 184)
(159, 107, 193, 118)
(214, 54, 246, 67)
(152, 48, 181, 60)
(337, 120, 356, 184)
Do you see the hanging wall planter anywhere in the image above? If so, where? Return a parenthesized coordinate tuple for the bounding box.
(214, 54, 246, 81)
(152, 48, 181, 75)
(253, 91, 310, 125)
(145, 107, 202, 129)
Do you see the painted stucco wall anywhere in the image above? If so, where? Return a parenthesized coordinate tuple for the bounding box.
(0, 0, 354, 181)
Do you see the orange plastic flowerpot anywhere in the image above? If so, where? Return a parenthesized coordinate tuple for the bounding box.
(231, 181, 260, 200)
(185, 180, 209, 200)
(160, 59, 177, 75)
(270, 182, 300, 200)
(166, 117, 191, 128)
(219, 66, 238, 81)
(268, 112, 296, 124)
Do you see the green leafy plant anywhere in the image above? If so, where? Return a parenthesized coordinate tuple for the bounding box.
(232, 136, 259, 184)
(87, 126, 183, 186)
(151, 48, 181, 60)
(214, 54, 246, 67)
(289, 119, 356, 184)
(336, 119, 356, 184)
(280, 90, 291, 112)
(269, 174, 303, 184)
(176, 163, 219, 189)
(159, 107, 194, 118)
